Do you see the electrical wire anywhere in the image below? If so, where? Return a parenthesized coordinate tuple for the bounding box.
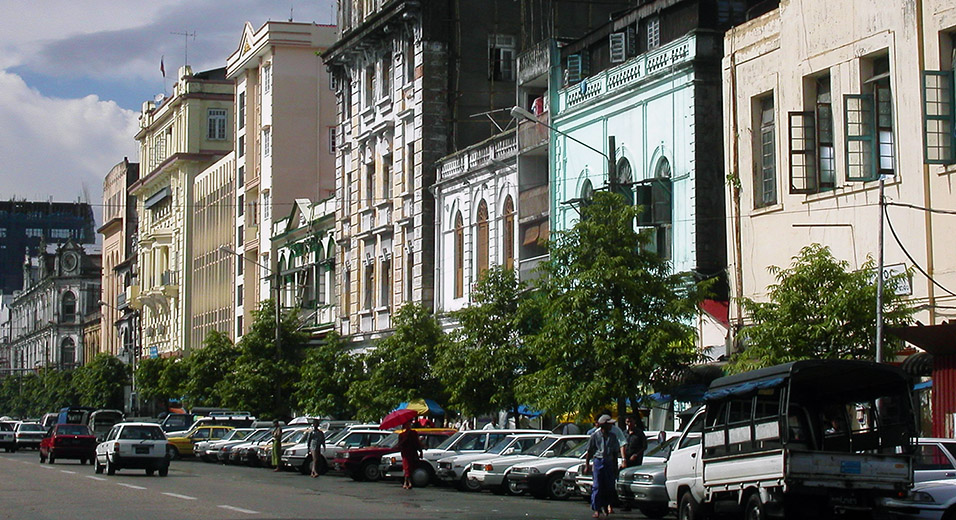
(884, 203, 956, 300)
(886, 201, 956, 216)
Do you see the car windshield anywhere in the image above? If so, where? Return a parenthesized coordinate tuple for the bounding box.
(562, 439, 588, 457)
(326, 428, 353, 444)
(283, 429, 305, 443)
(435, 432, 464, 450)
(119, 426, 165, 440)
(374, 433, 400, 447)
(20, 423, 43, 432)
(57, 425, 90, 436)
(523, 437, 557, 457)
(645, 436, 678, 458)
(0, 422, 15, 431)
(222, 430, 249, 441)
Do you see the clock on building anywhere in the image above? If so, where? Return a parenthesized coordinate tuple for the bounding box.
(62, 252, 78, 273)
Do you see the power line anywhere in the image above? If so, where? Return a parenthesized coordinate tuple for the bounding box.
(884, 204, 956, 300)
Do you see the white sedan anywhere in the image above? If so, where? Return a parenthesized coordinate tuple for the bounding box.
(95, 422, 170, 476)
(882, 479, 956, 519)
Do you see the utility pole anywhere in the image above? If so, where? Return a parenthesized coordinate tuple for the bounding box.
(876, 177, 886, 363)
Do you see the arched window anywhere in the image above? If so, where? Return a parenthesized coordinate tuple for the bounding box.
(61, 291, 76, 322)
(502, 196, 515, 270)
(454, 211, 464, 298)
(581, 179, 594, 200)
(615, 157, 634, 205)
(476, 200, 489, 278)
(61, 337, 76, 368)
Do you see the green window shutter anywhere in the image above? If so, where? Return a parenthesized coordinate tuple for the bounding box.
(567, 54, 582, 84)
(788, 111, 818, 194)
(844, 94, 878, 181)
(922, 70, 955, 164)
(610, 33, 626, 64)
(635, 184, 652, 226)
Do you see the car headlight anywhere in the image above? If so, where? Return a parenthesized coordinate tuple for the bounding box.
(483, 464, 493, 471)
(908, 491, 938, 503)
(634, 474, 654, 483)
(528, 467, 540, 474)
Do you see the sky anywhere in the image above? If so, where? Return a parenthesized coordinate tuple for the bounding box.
(0, 0, 336, 223)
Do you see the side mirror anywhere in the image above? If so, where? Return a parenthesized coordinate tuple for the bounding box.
(503, 447, 515, 455)
(544, 450, 555, 457)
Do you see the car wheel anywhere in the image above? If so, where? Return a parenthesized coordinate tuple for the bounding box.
(942, 507, 956, 520)
(744, 493, 764, 520)
(166, 445, 179, 461)
(410, 466, 431, 488)
(506, 477, 523, 496)
(361, 460, 381, 481)
(94, 457, 104, 474)
(678, 491, 701, 520)
(106, 456, 116, 476)
(546, 474, 569, 500)
(146, 468, 155, 476)
(159, 464, 169, 477)
(640, 505, 669, 519)
(299, 459, 311, 475)
(459, 473, 481, 492)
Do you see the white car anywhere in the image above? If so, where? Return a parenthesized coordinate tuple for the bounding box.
(14, 422, 45, 450)
(882, 479, 956, 519)
(508, 438, 589, 500)
(469, 435, 588, 495)
(0, 421, 16, 452)
(915, 438, 956, 483)
(95, 422, 170, 476)
(195, 428, 252, 462)
(436, 433, 548, 490)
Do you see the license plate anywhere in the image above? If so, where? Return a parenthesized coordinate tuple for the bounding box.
(135, 446, 149, 454)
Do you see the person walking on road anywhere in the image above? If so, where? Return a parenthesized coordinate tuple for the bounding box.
(271, 419, 283, 472)
(309, 420, 327, 478)
(621, 414, 647, 512)
(585, 414, 625, 518)
(397, 420, 423, 489)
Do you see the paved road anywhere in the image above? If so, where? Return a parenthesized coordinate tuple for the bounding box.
(0, 450, 657, 520)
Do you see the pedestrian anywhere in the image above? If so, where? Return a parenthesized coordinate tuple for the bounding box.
(584, 414, 625, 519)
(309, 419, 326, 478)
(397, 420, 423, 489)
(482, 418, 499, 430)
(271, 419, 283, 472)
(620, 414, 647, 512)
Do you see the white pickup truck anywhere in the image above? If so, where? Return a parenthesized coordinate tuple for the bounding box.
(665, 359, 916, 519)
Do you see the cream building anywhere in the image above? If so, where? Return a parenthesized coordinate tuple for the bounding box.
(226, 21, 338, 338)
(132, 66, 234, 357)
(99, 158, 139, 357)
(723, 1, 956, 332)
(191, 153, 236, 347)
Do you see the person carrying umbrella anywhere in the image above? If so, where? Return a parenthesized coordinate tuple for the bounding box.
(397, 419, 423, 489)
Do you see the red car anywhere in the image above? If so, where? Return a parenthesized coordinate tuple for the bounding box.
(334, 428, 456, 482)
(39, 424, 97, 465)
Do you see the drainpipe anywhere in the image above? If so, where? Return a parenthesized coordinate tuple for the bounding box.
(915, 0, 936, 324)
(727, 28, 745, 347)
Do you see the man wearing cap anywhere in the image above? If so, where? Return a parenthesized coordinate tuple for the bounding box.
(585, 414, 625, 518)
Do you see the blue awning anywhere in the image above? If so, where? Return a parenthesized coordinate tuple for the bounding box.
(517, 405, 543, 417)
(703, 377, 785, 401)
(144, 186, 171, 209)
(914, 380, 933, 391)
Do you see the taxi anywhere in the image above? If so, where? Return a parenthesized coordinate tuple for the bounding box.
(166, 425, 234, 458)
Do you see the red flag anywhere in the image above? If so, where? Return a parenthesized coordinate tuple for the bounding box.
(160, 56, 165, 78)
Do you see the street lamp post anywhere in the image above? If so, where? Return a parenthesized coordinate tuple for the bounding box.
(220, 246, 283, 416)
(99, 300, 137, 415)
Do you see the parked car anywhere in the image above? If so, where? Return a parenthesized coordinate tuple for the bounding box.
(0, 421, 16, 452)
(87, 409, 125, 442)
(256, 427, 309, 468)
(219, 428, 271, 463)
(14, 422, 45, 450)
(335, 428, 456, 481)
(915, 438, 956, 483)
(382, 429, 549, 483)
(469, 435, 588, 495)
(195, 428, 252, 462)
(508, 437, 588, 500)
(167, 425, 234, 458)
(280, 424, 376, 474)
(40, 412, 58, 430)
(437, 433, 549, 491)
(565, 430, 679, 501)
(318, 428, 392, 470)
(94, 422, 170, 476)
(881, 479, 956, 519)
(39, 423, 96, 465)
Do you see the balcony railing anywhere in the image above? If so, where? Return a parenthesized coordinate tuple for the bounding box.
(116, 292, 128, 309)
(517, 39, 554, 85)
(437, 130, 518, 180)
(160, 270, 178, 286)
(519, 185, 549, 220)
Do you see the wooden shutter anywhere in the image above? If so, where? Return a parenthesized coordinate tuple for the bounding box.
(844, 94, 878, 181)
(788, 111, 818, 193)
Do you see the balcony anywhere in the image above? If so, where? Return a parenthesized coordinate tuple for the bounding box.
(518, 254, 548, 283)
(116, 291, 127, 309)
(437, 130, 518, 181)
(519, 185, 549, 221)
(517, 39, 554, 86)
(160, 270, 179, 297)
(516, 114, 549, 153)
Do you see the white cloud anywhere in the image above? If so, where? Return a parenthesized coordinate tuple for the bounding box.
(0, 71, 139, 206)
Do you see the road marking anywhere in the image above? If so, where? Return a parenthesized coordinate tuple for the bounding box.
(60, 470, 76, 474)
(218, 505, 259, 514)
(162, 492, 197, 501)
(117, 483, 147, 490)
(39, 465, 53, 470)
(86, 476, 106, 481)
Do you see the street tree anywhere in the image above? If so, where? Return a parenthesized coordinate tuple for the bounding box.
(516, 190, 704, 419)
(435, 266, 541, 419)
(183, 330, 238, 407)
(293, 331, 361, 419)
(219, 299, 308, 419)
(347, 303, 447, 421)
(730, 243, 915, 373)
(74, 354, 129, 409)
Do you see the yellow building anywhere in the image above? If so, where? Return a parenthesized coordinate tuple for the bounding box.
(98, 158, 139, 357)
(131, 66, 234, 357)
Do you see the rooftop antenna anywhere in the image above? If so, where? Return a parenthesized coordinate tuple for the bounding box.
(170, 30, 197, 69)
(289, 2, 294, 21)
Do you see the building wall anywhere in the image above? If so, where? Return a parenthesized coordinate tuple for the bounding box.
(99, 158, 137, 357)
(191, 153, 236, 348)
(723, 1, 956, 331)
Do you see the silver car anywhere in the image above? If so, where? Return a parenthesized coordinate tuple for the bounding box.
(469, 435, 588, 495)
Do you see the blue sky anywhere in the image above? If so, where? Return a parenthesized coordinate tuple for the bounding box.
(0, 0, 336, 218)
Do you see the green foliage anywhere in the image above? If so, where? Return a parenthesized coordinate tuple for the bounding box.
(158, 358, 188, 402)
(183, 330, 238, 407)
(219, 299, 308, 419)
(293, 331, 360, 418)
(516, 191, 704, 418)
(436, 267, 539, 417)
(134, 357, 167, 402)
(73, 354, 129, 409)
(347, 303, 447, 421)
(730, 244, 916, 372)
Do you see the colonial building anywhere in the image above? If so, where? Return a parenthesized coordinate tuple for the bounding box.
(549, 1, 754, 356)
(272, 198, 338, 336)
(99, 158, 139, 358)
(226, 21, 338, 338)
(0, 201, 96, 296)
(723, 0, 956, 432)
(7, 240, 101, 370)
(132, 66, 234, 358)
(324, 0, 630, 348)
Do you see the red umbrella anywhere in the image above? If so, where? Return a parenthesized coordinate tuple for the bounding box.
(380, 408, 418, 430)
